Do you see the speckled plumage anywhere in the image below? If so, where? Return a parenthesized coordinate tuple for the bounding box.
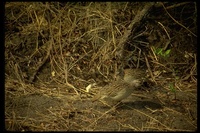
(123, 68, 146, 82)
(92, 69, 146, 105)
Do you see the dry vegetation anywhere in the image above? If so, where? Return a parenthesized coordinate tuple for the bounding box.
(5, 2, 197, 131)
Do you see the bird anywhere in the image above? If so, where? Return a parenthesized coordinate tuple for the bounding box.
(99, 79, 142, 105)
(92, 68, 146, 106)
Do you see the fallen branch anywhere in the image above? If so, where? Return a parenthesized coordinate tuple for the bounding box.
(117, 2, 155, 63)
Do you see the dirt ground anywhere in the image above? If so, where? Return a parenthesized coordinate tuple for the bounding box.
(5, 2, 197, 131)
(5, 77, 197, 131)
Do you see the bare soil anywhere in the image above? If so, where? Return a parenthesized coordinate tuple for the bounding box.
(5, 77, 197, 131)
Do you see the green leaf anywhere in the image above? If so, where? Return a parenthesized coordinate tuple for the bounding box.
(157, 48, 163, 55)
(169, 83, 176, 92)
(164, 49, 171, 57)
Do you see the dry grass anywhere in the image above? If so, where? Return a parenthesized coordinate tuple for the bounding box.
(5, 2, 197, 131)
